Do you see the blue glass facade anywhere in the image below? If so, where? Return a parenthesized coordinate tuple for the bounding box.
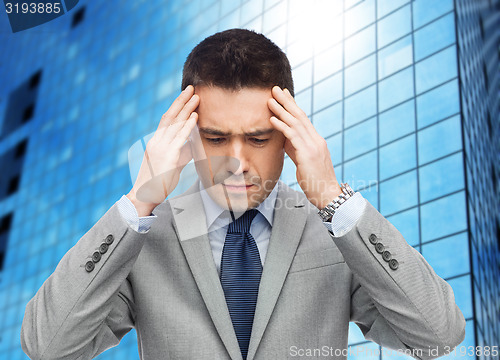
(0, 0, 498, 359)
(455, 0, 500, 356)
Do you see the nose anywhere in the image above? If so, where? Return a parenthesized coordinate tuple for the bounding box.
(227, 139, 249, 176)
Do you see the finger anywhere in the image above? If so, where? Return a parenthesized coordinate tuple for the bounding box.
(155, 100, 198, 145)
(269, 116, 303, 152)
(272, 86, 307, 121)
(268, 98, 308, 138)
(174, 93, 199, 124)
(283, 88, 297, 104)
(269, 115, 291, 137)
(152, 121, 185, 145)
(276, 86, 323, 141)
(171, 112, 198, 148)
(158, 85, 195, 128)
(272, 86, 319, 139)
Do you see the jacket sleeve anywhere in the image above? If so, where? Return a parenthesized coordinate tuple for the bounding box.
(331, 201, 466, 359)
(21, 203, 147, 360)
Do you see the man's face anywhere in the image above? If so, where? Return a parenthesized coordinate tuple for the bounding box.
(191, 86, 285, 212)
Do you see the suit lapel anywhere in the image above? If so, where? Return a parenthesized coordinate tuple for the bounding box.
(168, 181, 309, 360)
(247, 182, 309, 360)
(168, 182, 243, 360)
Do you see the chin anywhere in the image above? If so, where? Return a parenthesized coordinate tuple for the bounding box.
(227, 192, 267, 212)
(203, 184, 246, 210)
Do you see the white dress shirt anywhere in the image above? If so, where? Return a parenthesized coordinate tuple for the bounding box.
(117, 181, 366, 274)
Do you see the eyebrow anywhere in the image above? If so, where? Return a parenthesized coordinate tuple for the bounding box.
(198, 127, 274, 137)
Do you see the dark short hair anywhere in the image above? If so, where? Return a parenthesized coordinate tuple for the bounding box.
(182, 28, 294, 96)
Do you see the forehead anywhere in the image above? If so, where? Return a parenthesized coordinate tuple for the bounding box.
(195, 86, 274, 132)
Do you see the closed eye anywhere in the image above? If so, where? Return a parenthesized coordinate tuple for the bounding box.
(249, 138, 269, 145)
(205, 137, 226, 144)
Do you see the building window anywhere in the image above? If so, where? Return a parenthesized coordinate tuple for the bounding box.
(377, 5, 411, 48)
(414, 13, 455, 62)
(22, 103, 35, 123)
(0, 212, 13, 271)
(7, 175, 20, 195)
(415, 46, 457, 94)
(1, 70, 41, 138)
(29, 70, 41, 89)
(14, 139, 28, 158)
(71, 7, 85, 28)
(0, 213, 11, 235)
(0, 138, 29, 201)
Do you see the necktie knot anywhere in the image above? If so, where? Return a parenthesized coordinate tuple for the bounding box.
(228, 209, 259, 234)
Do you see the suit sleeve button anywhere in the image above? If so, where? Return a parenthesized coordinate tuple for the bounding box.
(85, 261, 95, 272)
(92, 251, 102, 263)
(389, 259, 399, 270)
(105, 234, 114, 245)
(369, 234, 378, 245)
(375, 242, 385, 254)
(382, 250, 392, 262)
(99, 243, 109, 254)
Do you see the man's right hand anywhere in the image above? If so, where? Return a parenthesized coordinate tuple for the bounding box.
(126, 85, 200, 216)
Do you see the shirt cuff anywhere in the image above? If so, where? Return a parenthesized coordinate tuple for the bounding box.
(323, 192, 366, 237)
(116, 195, 157, 233)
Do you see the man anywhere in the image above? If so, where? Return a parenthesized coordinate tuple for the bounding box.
(21, 29, 465, 360)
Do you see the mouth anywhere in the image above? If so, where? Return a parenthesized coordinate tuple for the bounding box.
(222, 183, 254, 192)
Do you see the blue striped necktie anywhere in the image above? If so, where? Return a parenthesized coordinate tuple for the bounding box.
(220, 209, 261, 359)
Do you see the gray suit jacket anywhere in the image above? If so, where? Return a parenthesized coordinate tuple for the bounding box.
(21, 181, 465, 359)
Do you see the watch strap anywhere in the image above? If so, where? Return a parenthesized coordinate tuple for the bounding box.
(318, 183, 355, 222)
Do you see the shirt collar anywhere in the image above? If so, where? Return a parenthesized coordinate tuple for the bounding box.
(199, 180, 278, 230)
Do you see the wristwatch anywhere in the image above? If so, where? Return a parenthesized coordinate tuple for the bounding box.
(317, 183, 355, 222)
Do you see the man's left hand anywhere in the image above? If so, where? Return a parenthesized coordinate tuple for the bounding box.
(268, 86, 342, 209)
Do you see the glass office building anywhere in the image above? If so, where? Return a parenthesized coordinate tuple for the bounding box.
(0, 0, 498, 358)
